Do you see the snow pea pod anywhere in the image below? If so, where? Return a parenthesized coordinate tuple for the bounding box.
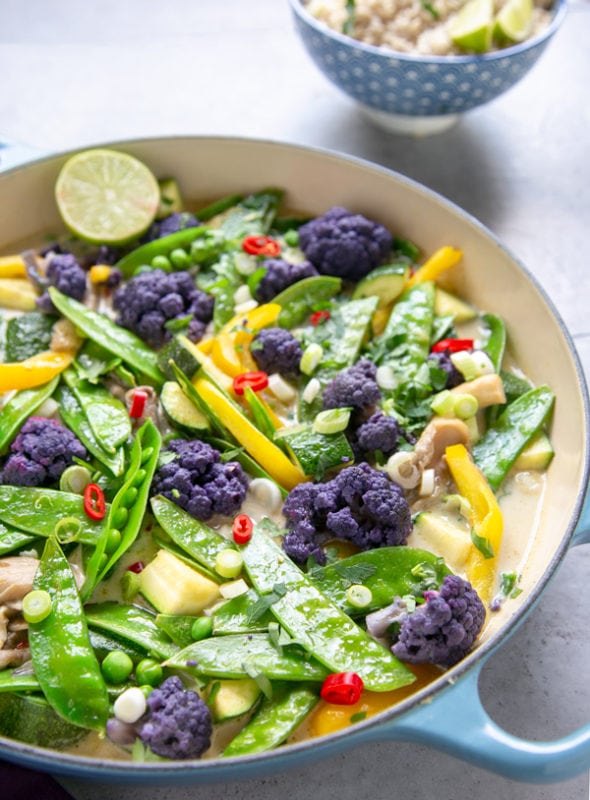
(223, 683, 319, 757)
(481, 312, 506, 372)
(166, 633, 329, 681)
(0, 669, 40, 693)
(273, 276, 342, 329)
(241, 523, 415, 692)
(0, 486, 108, 544)
(212, 588, 274, 635)
(0, 524, 37, 556)
(0, 377, 59, 453)
(48, 288, 165, 387)
(85, 602, 178, 660)
(29, 536, 109, 731)
(472, 385, 555, 491)
(56, 384, 126, 477)
(150, 495, 230, 574)
(115, 225, 219, 278)
(373, 281, 435, 375)
(81, 419, 161, 599)
(63, 368, 131, 453)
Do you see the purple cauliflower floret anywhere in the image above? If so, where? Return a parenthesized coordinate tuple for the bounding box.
(322, 358, 381, 413)
(428, 351, 464, 389)
(151, 439, 248, 521)
(254, 258, 318, 303)
(282, 462, 411, 565)
(37, 252, 87, 312)
(145, 212, 201, 242)
(353, 412, 400, 461)
(392, 575, 486, 666)
(250, 327, 303, 377)
(139, 676, 212, 760)
(113, 269, 214, 349)
(0, 416, 87, 486)
(298, 206, 392, 283)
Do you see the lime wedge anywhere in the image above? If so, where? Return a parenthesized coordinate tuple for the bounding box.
(55, 148, 160, 245)
(449, 0, 494, 53)
(494, 0, 533, 42)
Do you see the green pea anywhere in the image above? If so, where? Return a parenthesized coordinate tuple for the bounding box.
(101, 650, 134, 684)
(105, 528, 122, 554)
(191, 616, 213, 642)
(139, 684, 154, 699)
(151, 255, 172, 272)
(283, 229, 299, 247)
(132, 468, 147, 487)
(135, 658, 163, 687)
(169, 248, 190, 269)
(141, 447, 154, 465)
(111, 507, 129, 529)
(120, 486, 138, 507)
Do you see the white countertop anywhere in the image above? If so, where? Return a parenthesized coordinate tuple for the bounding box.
(1, 1, 590, 798)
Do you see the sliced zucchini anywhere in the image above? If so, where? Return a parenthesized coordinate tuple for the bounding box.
(0, 692, 86, 748)
(160, 380, 210, 433)
(352, 263, 409, 308)
(410, 511, 472, 573)
(274, 423, 354, 476)
(208, 678, 261, 722)
(157, 335, 203, 381)
(138, 550, 221, 615)
(513, 431, 554, 471)
(434, 287, 477, 322)
(157, 177, 184, 218)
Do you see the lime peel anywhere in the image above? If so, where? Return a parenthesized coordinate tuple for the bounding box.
(55, 148, 160, 245)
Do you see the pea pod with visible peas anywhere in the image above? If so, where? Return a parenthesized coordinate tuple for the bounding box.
(472, 385, 555, 491)
(0, 377, 59, 453)
(115, 226, 226, 278)
(223, 683, 320, 757)
(81, 419, 161, 600)
(29, 535, 110, 730)
(240, 523, 415, 692)
(48, 287, 165, 387)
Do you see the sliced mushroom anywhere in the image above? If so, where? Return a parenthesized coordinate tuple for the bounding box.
(0, 556, 39, 604)
(0, 648, 30, 669)
(414, 417, 471, 471)
(450, 373, 506, 409)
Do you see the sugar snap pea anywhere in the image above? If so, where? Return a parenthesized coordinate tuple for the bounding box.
(0, 486, 108, 544)
(56, 384, 126, 477)
(81, 419, 161, 599)
(29, 535, 109, 730)
(85, 602, 178, 660)
(0, 377, 59, 453)
(48, 287, 165, 387)
(241, 523, 415, 692)
(473, 385, 555, 490)
(115, 225, 217, 277)
(165, 633, 329, 681)
(223, 683, 319, 757)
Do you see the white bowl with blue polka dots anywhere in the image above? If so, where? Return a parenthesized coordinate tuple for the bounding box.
(288, 0, 567, 134)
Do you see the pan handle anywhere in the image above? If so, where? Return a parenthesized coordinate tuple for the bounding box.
(374, 662, 590, 782)
(571, 485, 590, 547)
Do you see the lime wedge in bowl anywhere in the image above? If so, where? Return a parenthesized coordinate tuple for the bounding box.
(449, 0, 494, 53)
(494, 0, 534, 43)
(55, 148, 160, 245)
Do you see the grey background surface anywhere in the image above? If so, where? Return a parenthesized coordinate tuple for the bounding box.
(1, 1, 590, 798)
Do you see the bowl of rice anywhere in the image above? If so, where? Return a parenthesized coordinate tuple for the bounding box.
(288, 0, 567, 135)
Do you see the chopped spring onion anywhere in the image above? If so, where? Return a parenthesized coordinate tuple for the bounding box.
(300, 343, 324, 376)
(267, 373, 297, 403)
(376, 364, 398, 391)
(59, 464, 92, 494)
(453, 393, 478, 420)
(302, 377, 321, 404)
(385, 451, 421, 489)
(22, 589, 52, 624)
(431, 389, 455, 417)
(345, 584, 373, 609)
(313, 407, 352, 435)
(215, 548, 244, 579)
(419, 468, 436, 497)
(451, 349, 495, 381)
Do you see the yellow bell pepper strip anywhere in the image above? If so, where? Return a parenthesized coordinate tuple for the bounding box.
(219, 302, 281, 339)
(0, 278, 38, 311)
(211, 332, 246, 377)
(212, 303, 282, 376)
(445, 443, 503, 605)
(193, 376, 305, 490)
(0, 255, 27, 278)
(176, 335, 233, 392)
(406, 246, 463, 289)
(0, 350, 74, 392)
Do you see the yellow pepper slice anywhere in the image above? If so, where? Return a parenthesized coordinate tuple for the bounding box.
(0, 351, 74, 392)
(0, 278, 38, 311)
(193, 376, 305, 490)
(219, 303, 281, 339)
(211, 303, 282, 378)
(0, 255, 27, 279)
(211, 333, 245, 378)
(445, 443, 503, 605)
(406, 246, 462, 289)
(177, 335, 233, 392)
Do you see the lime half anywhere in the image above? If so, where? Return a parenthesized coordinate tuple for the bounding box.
(494, 0, 534, 42)
(55, 148, 160, 245)
(449, 0, 494, 53)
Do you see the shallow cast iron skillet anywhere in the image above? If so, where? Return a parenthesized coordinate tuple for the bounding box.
(0, 136, 589, 785)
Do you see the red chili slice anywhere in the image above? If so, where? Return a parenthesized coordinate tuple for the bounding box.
(320, 672, 364, 705)
(233, 371, 269, 396)
(83, 483, 106, 521)
(127, 561, 145, 574)
(129, 389, 148, 418)
(310, 310, 331, 326)
(242, 235, 281, 257)
(431, 338, 474, 354)
(232, 514, 254, 544)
